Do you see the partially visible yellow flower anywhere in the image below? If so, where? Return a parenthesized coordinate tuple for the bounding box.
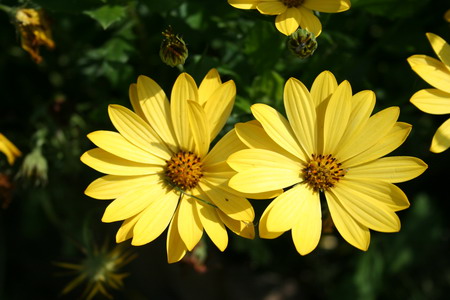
(15, 8, 55, 64)
(227, 71, 427, 255)
(81, 69, 270, 263)
(408, 33, 450, 153)
(56, 243, 136, 300)
(228, 0, 351, 36)
(0, 133, 21, 165)
(444, 9, 450, 22)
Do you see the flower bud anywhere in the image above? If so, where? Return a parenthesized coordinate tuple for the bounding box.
(159, 26, 188, 67)
(287, 28, 318, 59)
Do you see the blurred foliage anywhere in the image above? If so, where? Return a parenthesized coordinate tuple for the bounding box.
(1, 0, 450, 299)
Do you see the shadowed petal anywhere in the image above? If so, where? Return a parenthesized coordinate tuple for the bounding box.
(198, 69, 222, 105)
(408, 55, 450, 93)
(196, 200, 228, 251)
(228, 0, 258, 9)
(257, 1, 287, 15)
(218, 210, 255, 239)
(187, 100, 210, 157)
(167, 207, 188, 263)
(298, 6, 322, 37)
(426, 33, 450, 68)
(177, 196, 203, 251)
(303, 0, 351, 12)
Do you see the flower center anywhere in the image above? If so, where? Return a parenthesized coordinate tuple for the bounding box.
(165, 151, 203, 191)
(282, 0, 303, 8)
(302, 154, 346, 192)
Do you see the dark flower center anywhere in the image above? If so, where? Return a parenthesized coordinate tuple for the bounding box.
(165, 151, 203, 191)
(302, 154, 346, 192)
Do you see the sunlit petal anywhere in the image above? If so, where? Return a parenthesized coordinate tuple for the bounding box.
(167, 207, 188, 263)
(187, 100, 210, 157)
(408, 55, 450, 93)
(303, 0, 351, 12)
(228, 0, 258, 9)
(227, 148, 302, 172)
(410, 89, 450, 115)
(177, 196, 203, 251)
(196, 200, 228, 251)
(431, 118, 450, 153)
(426, 33, 450, 68)
(297, 7, 321, 37)
(275, 8, 301, 36)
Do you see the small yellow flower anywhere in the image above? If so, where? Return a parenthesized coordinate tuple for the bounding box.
(0, 133, 21, 165)
(15, 8, 55, 63)
(227, 71, 427, 255)
(408, 33, 450, 153)
(228, 0, 351, 36)
(81, 69, 269, 263)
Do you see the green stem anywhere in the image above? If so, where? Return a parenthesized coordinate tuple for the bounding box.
(0, 4, 13, 14)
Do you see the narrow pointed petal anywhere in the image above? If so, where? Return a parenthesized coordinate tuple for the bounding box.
(426, 33, 450, 68)
(257, 1, 287, 15)
(431, 118, 450, 153)
(102, 181, 167, 222)
(408, 55, 450, 93)
(227, 149, 302, 172)
(187, 100, 210, 157)
(108, 105, 171, 160)
(284, 77, 317, 156)
(177, 196, 203, 251)
(259, 198, 285, 239)
(410, 89, 450, 115)
(310, 70, 338, 107)
(347, 156, 427, 183)
(198, 182, 254, 221)
(167, 207, 188, 263)
(170, 73, 198, 150)
(303, 0, 351, 12)
(129, 83, 146, 120)
(323, 81, 352, 154)
(197, 200, 228, 251)
(325, 191, 370, 251)
(136, 75, 178, 152)
(291, 189, 321, 255)
(218, 210, 255, 239)
(80, 148, 164, 176)
(203, 80, 236, 141)
(298, 7, 322, 37)
(266, 184, 319, 233)
(343, 122, 412, 167)
(132, 190, 179, 246)
(228, 167, 302, 193)
(203, 129, 246, 166)
(198, 69, 222, 105)
(331, 183, 401, 232)
(275, 8, 301, 36)
(251, 103, 307, 160)
(116, 212, 143, 242)
(87, 131, 165, 164)
(85, 174, 159, 200)
(228, 0, 258, 9)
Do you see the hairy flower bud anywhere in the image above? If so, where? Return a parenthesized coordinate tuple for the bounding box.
(287, 28, 318, 59)
(159, 26, 188, 67)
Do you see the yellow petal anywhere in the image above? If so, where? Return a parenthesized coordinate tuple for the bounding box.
(331, 183, 401, 232)
(203, 80, 236, 141)
(102, 181, 167, 222)
(167, 206, 188, 263)
(323, 81, 352, 154)
(227, 148, 302, 172)
(85, 174, 159, 200)
(80, 148, 164, 175)
(284, 77, 317, 156)
(408, 55, 450, 93)
(410, 89, 450, 115)
(108, 104, 171, 160)
(228, 167, 302, 193)
(132, 189, 179, 246)
(129, 83, 146, 121)
(116, 212, 143, 243)
(426, 33, 450, 68)
(198, 182, 254, 221)
(136, 75, 178, 152)
(291, 188, 322, 255)
(0, 133, 21, 165)
(187, 100, 210, 157)
(266, 184, 319, 233)
(251, 103, 306, 160)
(343, 122, 412, 167)
(198, 68, 222, 105)
(346, 156, 427, 183)
(259, 198, 285, 239)
(310, 70, 338, 108)
(257, 0, 287, 15)
(431, 117, 450, 153)
(303, 0, 351, 12)
(228, 0, 258, 9)
(217, 210, 255, 239)
(170, 73, 198, 150)
(298, 6, 322, 37)
(275, 8, 301, 36)
(203, 128, 246, 166)
(325, 191, 370, 251)
(196, 200, 228, 251)
(177, 196, 203, 251)
(87, 130, 165, 164)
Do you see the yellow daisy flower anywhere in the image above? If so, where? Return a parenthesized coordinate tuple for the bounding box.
(81, 69, 266, 263)
(228, 0, 351, 36)
(0, 133, 21, 165)
(408, 33, 450, 153)
(227, 71, 427, 255)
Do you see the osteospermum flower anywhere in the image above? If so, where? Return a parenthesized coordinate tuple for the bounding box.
(228, 0, 351, 36)
(408, 33, 450, 153)
(81, 69, 263, 263)
(227, 71, 427, 255)
(0, 133, 21, 165)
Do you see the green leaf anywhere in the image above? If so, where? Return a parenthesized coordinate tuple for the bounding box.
(84, 5, 127, 30)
